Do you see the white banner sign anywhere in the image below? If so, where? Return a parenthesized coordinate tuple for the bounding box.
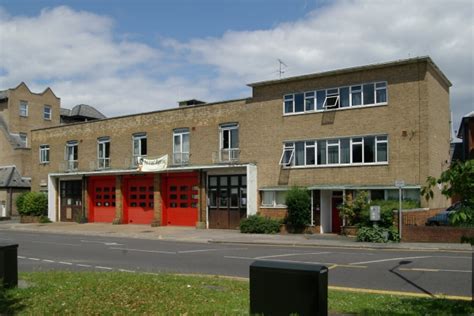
(138, 155, 168, 172)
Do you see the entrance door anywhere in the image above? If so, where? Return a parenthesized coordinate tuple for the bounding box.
(123, 176, 154, 224)
(89, 177, 116, 223)
(208, 175, 247, 229)
(60, 180, 82, 222)
(162, 173, 198, 226)
(331, 197, 343, 233)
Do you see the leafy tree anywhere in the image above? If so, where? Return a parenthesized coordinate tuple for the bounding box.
(421, 160, 474, 225)
(285, 187, 311, 227)
(338, 191, 369, 226)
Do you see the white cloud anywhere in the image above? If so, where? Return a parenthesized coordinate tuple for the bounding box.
(0, 1, 472, 130)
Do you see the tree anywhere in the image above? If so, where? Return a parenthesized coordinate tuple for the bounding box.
(421, 160, 474, 225)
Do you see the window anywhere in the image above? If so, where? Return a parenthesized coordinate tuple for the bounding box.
(283, 81, 387, 115)
(261, 191, 287, 207)
(65, 141, 78, 170)
(19, 101, 28, 117)
(97, 137, 110, 169)
(43, 105, 52, 120)
(281, 134, 389, 167)
(19, 133, 27, 147)
(173, 128, 189, 164)
(39, 145, 49, 163)
(220, 123, 239, 162)
(132, 133, 147, 165)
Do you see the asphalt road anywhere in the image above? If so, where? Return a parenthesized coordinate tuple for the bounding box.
(1, 229, 472, 298)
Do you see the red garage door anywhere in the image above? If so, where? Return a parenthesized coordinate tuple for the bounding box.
(123, 175, 154, 224)
(162, 173, 198, 226)
(88, 177, 116, 223)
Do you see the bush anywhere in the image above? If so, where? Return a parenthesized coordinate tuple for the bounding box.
(356, 225, 400, 243)
(285, 187, 311, 228)
(15, 192, 28, 214)
(239, 215, 281, 234)
(39, 215, 52, 223)
(17, 192, 48, 216)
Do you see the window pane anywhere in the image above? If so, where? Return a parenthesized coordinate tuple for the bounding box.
(222, 130, 229, 149)
(220, 176, 228, 186)
(305, 95, 314, 111)
(182, 133, 190, 152)
(141, 138, 147, 155)
(364, 136, 375, 163)
(351, 89, 362, 106)
(328, 143, 339, 164)
(219, 188, 228, 207)
(305, 145, 315, 165)
(294, 93, 304, 112)
(376, 87, 387, 103)
(209, 189, 217, 207)
(209, 177, 217, 187)
(285, 100, 293, 113)
(231, 176, 239, 186)
(377, 142, 388, 162)
(371, 190, 385, 200)
(317, 140, 326, 165)
(173, 135, 180, 151)
(262, 191, 274, 206)
(340, 138, 350, 163)
(295, 142, 305, 166)
(352, 143, 362, 163)
(340, 87, 350, 107)
(275, 191, 287, 206)
(363, 83, 375, 105)
(230, 188, 239, 207)
(230, 128, 239, 148)
(316, 90, 326, 110)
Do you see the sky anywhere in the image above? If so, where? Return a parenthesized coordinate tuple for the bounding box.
(0, 0, 473, 134)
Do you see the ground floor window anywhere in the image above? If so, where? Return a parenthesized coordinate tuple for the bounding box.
(261, 190, 287, 208)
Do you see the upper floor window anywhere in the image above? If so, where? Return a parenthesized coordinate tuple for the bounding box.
(132, 133, 147, 165)
(97, 137, 111, 169)
(65, 141, 78, 170)
(283, 81, 387, 115)
(39, 145, 50, 164)
(43, 105, 52, 120)
(280, 135, 388, 167)
(19, 101, 28, 117)
(219, 123, 239, 162)
(173, 128, 189, 165)
(19, 133, 27, 147)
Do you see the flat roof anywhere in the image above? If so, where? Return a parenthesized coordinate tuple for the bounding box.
(248, 56, 451, 88)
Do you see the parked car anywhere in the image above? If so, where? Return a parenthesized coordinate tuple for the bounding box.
(426, 203, 462, 226)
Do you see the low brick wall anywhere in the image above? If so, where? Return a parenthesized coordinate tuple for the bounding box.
(258, 208, 287, 220)
(20, 216, 41, 223)
(393, 208, 443, 226)
(402, 225, 474, 243)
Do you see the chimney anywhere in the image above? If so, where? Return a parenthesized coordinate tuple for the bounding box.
(178, 99, 206, 107)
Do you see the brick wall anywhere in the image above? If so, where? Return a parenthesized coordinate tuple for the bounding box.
(258, 208, 287, 219)
(402, 225, 474, 243)
(393, 208, 444, 226)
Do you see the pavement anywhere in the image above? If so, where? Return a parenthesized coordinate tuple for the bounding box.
(1, 219, 472, 252)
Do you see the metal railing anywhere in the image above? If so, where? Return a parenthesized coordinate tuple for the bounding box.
(173, 152, 190, 165)
(219, 149, 240, 163)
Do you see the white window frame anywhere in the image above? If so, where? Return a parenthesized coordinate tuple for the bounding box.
(283, 81, 387, 116)
(375, 135, 388, 162)
(65, 141, 78, 170)
(173, 128, 190, 164)
(43, 105, 52, 120)
(132, 133, 147, 164)
(305, 141, 316, 166)
(261, 190, 287, 208)
(97, 137, 111, 169)
(19, 101, 28, 117)
(279, 143, 295, 166)
(19, 133, 27, 147)
(39, 145, 50, 164)
(219, 123, 239, 162)
(327, 139, 340, 164)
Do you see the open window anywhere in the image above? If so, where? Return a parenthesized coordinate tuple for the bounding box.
(324, 89, 340, 109)
(279, 143, 295, 166)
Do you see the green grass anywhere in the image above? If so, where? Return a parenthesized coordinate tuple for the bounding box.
(0, 271, 472, 315)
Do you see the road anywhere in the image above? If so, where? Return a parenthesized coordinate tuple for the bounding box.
(1, 229, 472, 298)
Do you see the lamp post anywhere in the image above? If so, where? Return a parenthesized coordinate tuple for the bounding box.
(395, 180, 405, 240)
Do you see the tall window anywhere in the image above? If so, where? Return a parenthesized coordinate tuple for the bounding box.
(132, 133, 147, 165)
(219, 123, 239, 162)
(43, 105, 52, 120)
(39, 145, 50, 163)
(19, 133, 27, 147)
(19, 101, 28, 117)
(65, 141, 78, 170)
(97, 137, 110, 169)
(173, 128, 189, 165)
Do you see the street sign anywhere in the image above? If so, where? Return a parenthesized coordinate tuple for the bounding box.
(395, 180, 405, 188)
(370, 206, 381, 221)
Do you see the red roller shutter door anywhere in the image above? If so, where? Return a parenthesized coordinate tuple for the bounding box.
(162, 173, 199, 226)
(123, 176, 154, 224)
(88, 177, 116, 223)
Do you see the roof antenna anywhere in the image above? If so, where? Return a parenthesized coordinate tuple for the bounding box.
(277, 59, 287, 79)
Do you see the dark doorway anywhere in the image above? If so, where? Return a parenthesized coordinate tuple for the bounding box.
(60, 180, 82, 222)
(331, 196, 343, 233)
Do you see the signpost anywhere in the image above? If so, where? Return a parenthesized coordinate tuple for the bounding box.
(395, 180, 405, 240)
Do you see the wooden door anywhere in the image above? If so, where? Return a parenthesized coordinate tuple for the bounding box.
(60, 180, 82, 222)
(208, 175, 246, 229)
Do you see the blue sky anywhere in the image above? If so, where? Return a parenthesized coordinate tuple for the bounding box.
(0, 0, 472, 132)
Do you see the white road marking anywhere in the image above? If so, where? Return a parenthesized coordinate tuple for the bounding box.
(32, 241, 80, 247)
(28, 257, 40, 261)
(109, 247, 176, 254)
(42, 259, 55, 263)
(18, 256, 26, 259)
(95, 266, 113, 270)
(77, 264, 92, 268)
(255, 252, 330, 259)
(81, 240, 124, 246)
(350, 256, 431, 265)
(224, 256, 334, 266)
(0, 237, 12, 240)
(59, 261, 73, 265)
(399, 267, 472, 273)
(224, 256, 254, 260)
(178, 247, 248, 254)
(118, 269, 136, 273)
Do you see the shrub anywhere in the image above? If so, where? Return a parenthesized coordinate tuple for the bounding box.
(17, 192, 48, 216)
(356, 225, 400, 243)
(285, 187, 311, 228)
(15, 192, 28, 214)
(239, 215, 281, 234)
(39, 215, 52, 223)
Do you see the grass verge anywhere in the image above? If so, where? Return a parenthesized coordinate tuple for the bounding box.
(0, 271, 472, 315)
